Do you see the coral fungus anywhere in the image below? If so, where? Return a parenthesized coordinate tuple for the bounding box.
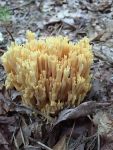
(1, 31, 93, 114)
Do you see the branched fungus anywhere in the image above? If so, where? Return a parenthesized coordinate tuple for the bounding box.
(1, 31, 93, 114)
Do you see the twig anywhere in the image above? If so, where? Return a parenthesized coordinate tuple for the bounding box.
(11, 128, 17, 143)
(5, 26, 15, 41)
(57, 24, 63, 35)
(24, 145, 40, 149)
(20, 127, 26, 146)
(13, 136, 19, 150)
(50, 23, 61, 36)
(66, 121, 75, 147)
(37, 141, 53, 150)
(29, 137, 53, 150)
(97, 127, 100, 150)
(82, 133, 97, 143)
(87, 135, 97, 150)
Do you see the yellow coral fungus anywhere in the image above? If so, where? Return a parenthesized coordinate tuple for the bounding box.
(1, 31, 93, 114)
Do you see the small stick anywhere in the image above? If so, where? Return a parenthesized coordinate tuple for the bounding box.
(97, 127, 100, 150)
(5, 26, 15, 41)
(66, 121, 75, 147)
(20, 127, 26, 146)
(13, 136, 19, 150)
(29, 137, 53, 150)
(37, 141, 53, 150)
(57, 24, 63, 35)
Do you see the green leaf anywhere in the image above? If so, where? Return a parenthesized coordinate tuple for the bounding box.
(0, 6, 11, 22)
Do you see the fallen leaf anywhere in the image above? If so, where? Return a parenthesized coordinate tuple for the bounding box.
(0, 132, 8, 145)
(0, 116, 16, 124)
(53, 135, 66, 150)
(0, 132, 9, 150)
(61, 18, 76, 29)
(54, 101, 111, 126)
(48, 101, 111, 148)
(0, 116, 17, 150)
(15, 122, 41, 147)
(44, 16, 61, 26)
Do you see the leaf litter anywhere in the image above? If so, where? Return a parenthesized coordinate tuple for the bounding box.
(1, 0, 113, 149)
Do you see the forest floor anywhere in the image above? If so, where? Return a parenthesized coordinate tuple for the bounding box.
(0, 0, 113, 150)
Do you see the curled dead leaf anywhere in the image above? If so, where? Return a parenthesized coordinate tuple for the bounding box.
(54, 101, 111, 126)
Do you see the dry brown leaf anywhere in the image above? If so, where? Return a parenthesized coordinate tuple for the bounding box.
(54, 101, 111, 126)
(0, 116, 16, 124)
(15, 122, 41, 147)
(0, 132, 9, 150)
(89, 31, 104, 42)
(48, 101, 111, 147)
